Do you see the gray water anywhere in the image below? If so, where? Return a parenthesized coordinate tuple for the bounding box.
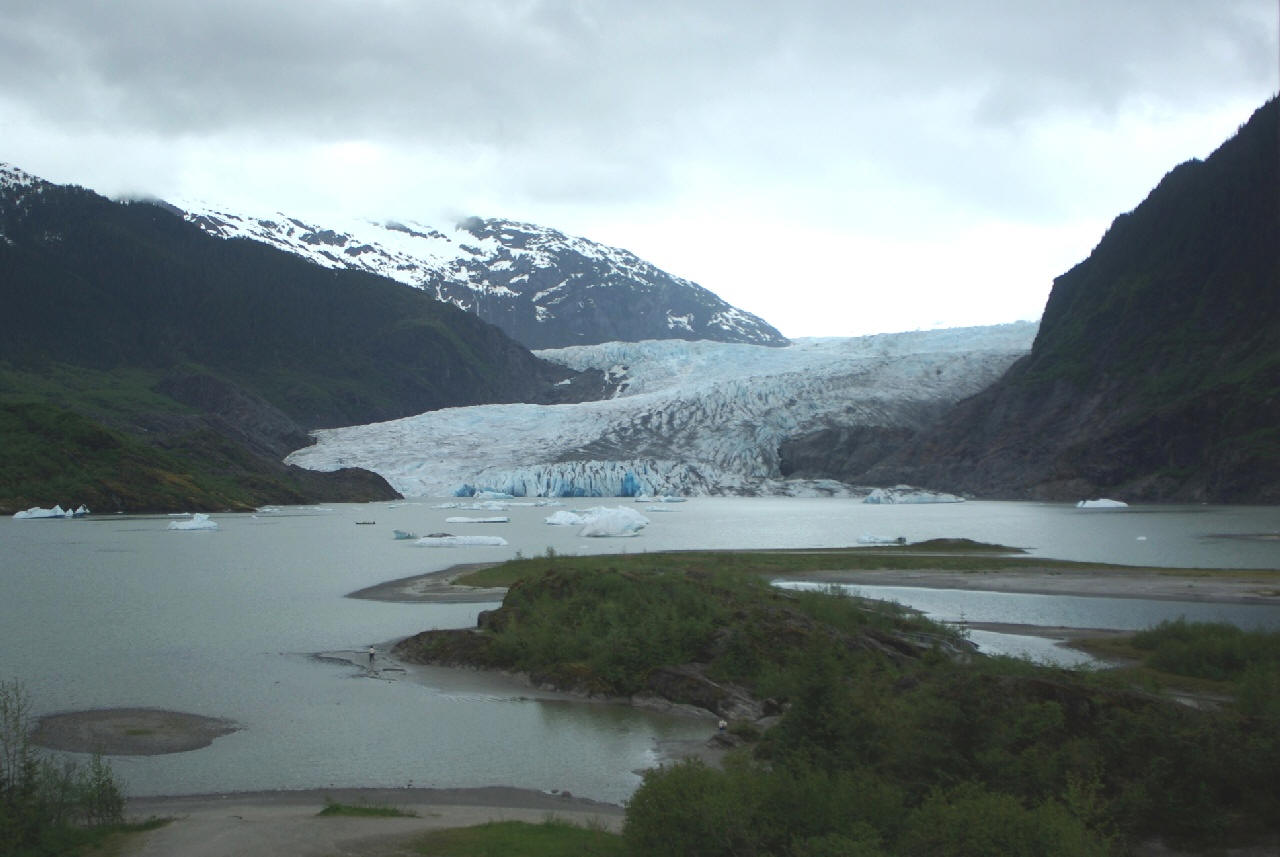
(1, 498, 1277, 801)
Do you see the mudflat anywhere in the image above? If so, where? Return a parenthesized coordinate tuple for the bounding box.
(31, 708, 239, 755)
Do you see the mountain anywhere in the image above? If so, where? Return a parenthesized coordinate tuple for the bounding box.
(0, 165, 601, 513)
(851, 97, 1280, 503)
(285, 325, 1036, 498)
(178, 202, 789, 349)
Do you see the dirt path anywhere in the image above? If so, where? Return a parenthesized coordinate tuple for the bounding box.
(123, 788, 623, 857)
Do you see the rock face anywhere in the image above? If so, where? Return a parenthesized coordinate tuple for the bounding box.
(857, 97, 1280, 503)
(179, 202, 789, 350)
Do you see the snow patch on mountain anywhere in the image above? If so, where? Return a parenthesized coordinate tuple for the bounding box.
(285, 323, 1037, 498)
(173, 199, 788, 348)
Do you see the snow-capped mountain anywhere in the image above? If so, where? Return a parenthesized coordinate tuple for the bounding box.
(285, 323, 1037, 497)
(177, 201, 789, 349)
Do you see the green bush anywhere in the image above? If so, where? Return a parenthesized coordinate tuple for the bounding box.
(1, 680, 127, 855)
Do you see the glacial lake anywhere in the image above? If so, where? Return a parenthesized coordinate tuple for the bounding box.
(1, 498, 1278, 802)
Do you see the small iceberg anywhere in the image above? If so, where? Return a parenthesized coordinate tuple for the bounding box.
(13, 504, 89, 519)
(1076, 498, 1128, 509)
(168, 513, 219, 531)
(857, 535, 907, 545)
(633, 495, 686, 503)
(444, 516, 510, 524)
(392, 529, 418, 540)
(578, 506, 650, 538)
(544, 510, 588, 526)
(413, 535, 509, 547)
(863, 486, 964, 504)
(14, 505, 67, 519)
(543, 506, 650, 536)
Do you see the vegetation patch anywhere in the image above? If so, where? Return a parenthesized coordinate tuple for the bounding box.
(316, 800, 416, 818)
(400, 555, 1280, 855)
(450, 546, 1265, 591)
(2, 680, 130, 857)
(409, 818, 623, 857)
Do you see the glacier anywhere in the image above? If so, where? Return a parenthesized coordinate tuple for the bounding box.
(285, 323, 1037, 498)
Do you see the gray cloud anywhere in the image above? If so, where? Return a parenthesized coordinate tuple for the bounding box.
(1, 0, 1275, 335)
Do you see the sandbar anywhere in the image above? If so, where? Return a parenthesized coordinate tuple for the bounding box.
(31, 708, 239, 756)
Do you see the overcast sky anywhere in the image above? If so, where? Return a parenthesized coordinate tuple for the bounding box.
(2, 1, 1276, 338)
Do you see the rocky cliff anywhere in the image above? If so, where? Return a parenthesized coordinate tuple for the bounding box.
(857, 97, 1280, 502)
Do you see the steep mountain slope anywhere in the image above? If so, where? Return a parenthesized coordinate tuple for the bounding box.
(179, 203, 788, 349)
(0, 165, 597, 512)
(857, 97, 1280, 502)
(286, 325, 1035, 497)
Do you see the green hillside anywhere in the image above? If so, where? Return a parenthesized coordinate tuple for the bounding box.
(0, 176, 582, 512)
(864, 97, 1280, 502)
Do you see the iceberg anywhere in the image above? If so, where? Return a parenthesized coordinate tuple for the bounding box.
(14, 505, 67, 519)
(444, 516, 510, 523)
(857, 535, 907, 545)
(1077, 498, 1128, 508)
(577, 506, 650, 538)
(13, 504, 90, 519)
(168, 513, 219, 531)
(544, 510, 588, 526)
(863, 486, 964, 504)
(413, 535, 509, 547)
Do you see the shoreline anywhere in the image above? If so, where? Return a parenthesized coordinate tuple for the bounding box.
(99, 558, 1276, 854)
(793, 566, 1280, 604)
(123, 786, 624, 857)
(348, 561, 1280, 606)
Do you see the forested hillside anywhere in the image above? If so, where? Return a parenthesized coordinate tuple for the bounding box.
(0, 172, 595, 512)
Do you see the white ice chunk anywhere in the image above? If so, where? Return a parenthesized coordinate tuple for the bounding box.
(14, 505, 67, 519)
(577, 506, 650, 538)
(863, 486, 964, 504)
(857, 534, 907, 545)
(444, 516, 510, 523)
(1076, 498, 1128, 508)
(168, 513, 219, 530)
(413, 535, 509, 547)
(544, 510, 587, 526)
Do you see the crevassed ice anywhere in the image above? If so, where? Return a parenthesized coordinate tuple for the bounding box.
(286, 324, 1036, 498)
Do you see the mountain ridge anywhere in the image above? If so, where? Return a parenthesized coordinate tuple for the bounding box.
(0, 165, 605, 512)
(175, 199, 789, 350)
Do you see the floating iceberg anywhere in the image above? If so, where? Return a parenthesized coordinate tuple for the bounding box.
(633, 495, 686, 503)
(14, 505, 66, 519)
(577, 506, 650, 538)
(863, 486, 964, 505)
(392, 529, 418, 540)
(545, 510, 588, 526)
(13, 504, 89, 519)
(413, 535, 509, 547)
(168, 513, 219, 531)
(444, 516, 510, 524)
(857, 535, 907, 545)
(1077, 498, 1128, 508)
